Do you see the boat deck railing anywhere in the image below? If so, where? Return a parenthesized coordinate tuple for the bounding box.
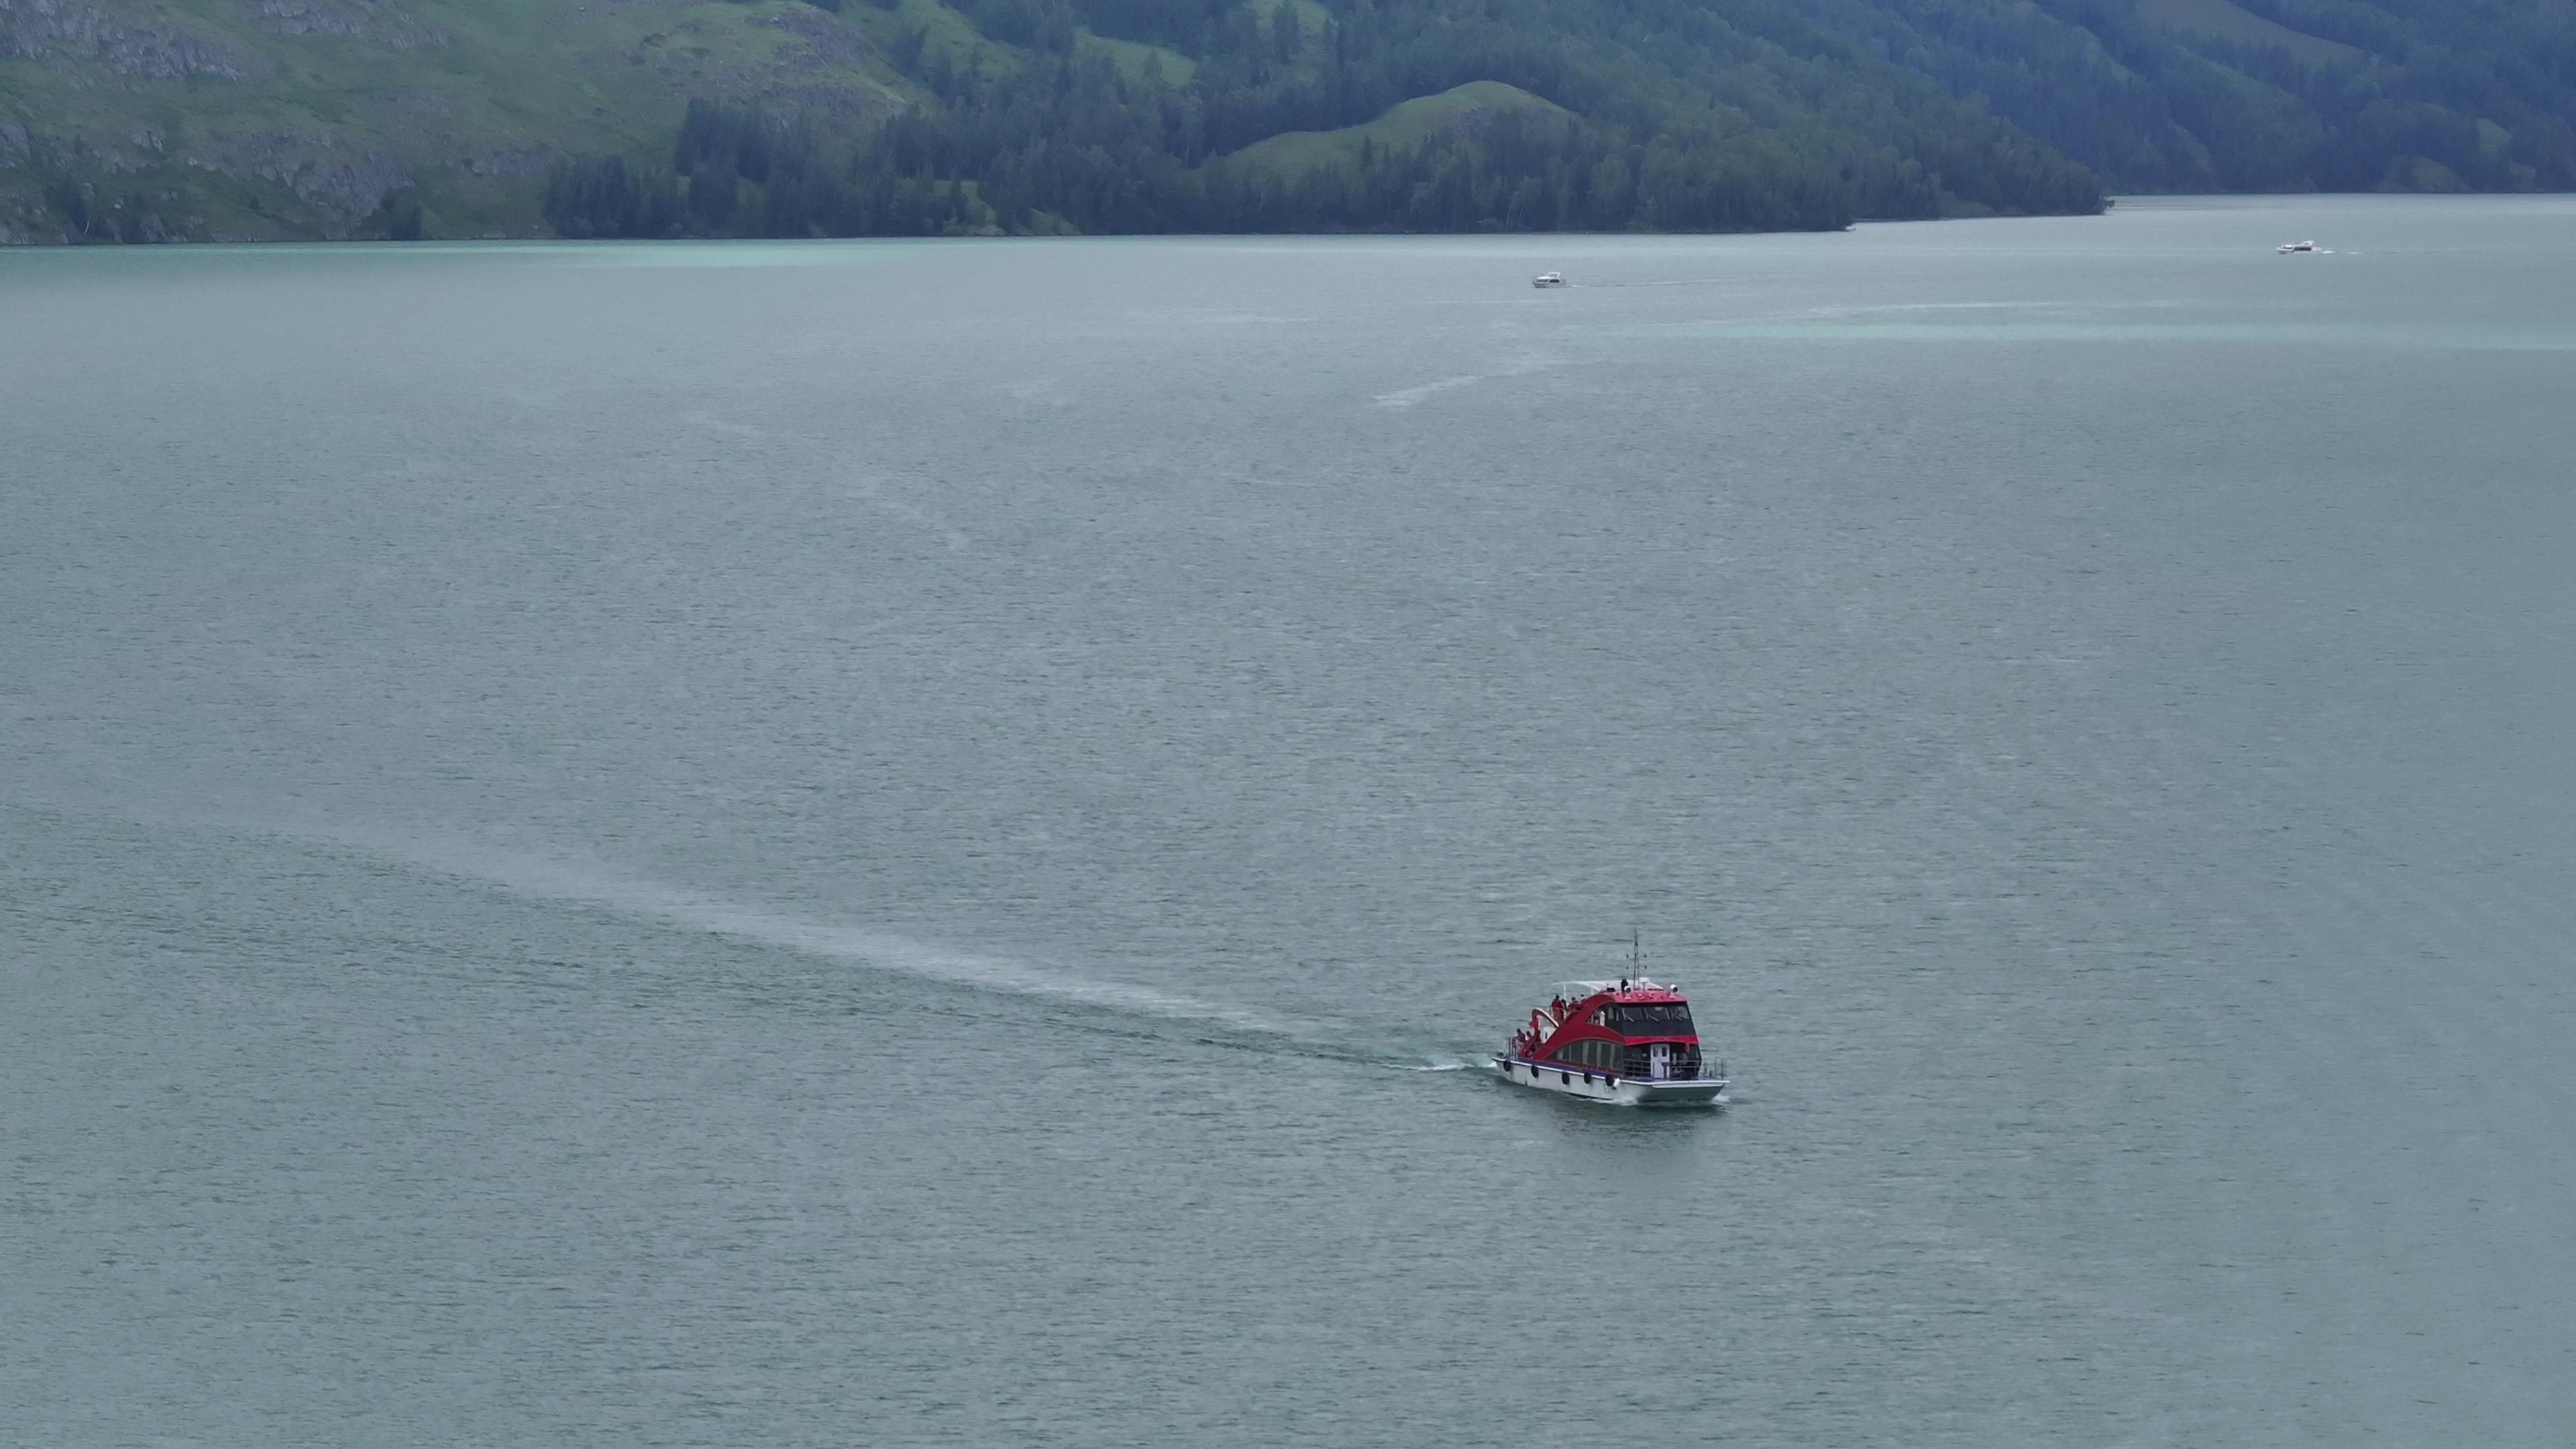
(1499, 1055, 1728, 1086)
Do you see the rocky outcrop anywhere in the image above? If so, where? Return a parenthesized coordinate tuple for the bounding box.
(192, 129, 411, 233)
(251, 0, 448, 48)
(692, 8, 892, 126)
(462, 143, 558, 176)
(0, 0, 265, 79)
(755, 5, 871, 65)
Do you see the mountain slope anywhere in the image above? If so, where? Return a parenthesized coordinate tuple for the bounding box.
(3, 0, 2571, 241)
(1225, 80, 1576, 180)
(1801, 0, 2576, 191)
(0, 0, 931, 239)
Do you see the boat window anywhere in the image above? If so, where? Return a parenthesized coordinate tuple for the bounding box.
(1550, 1038, 1622, 1069)
(1602, 1003, 1695, 1034)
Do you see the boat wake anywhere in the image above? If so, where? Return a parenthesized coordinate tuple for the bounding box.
(1373, 374, 1485, 409)
(328, 830, 1299, 1030)
(315, 828, 1489, 1076)
(1371, 352, 1561, 409)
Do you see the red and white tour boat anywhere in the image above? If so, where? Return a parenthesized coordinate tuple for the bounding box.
(1493, 954, 1727, 1107)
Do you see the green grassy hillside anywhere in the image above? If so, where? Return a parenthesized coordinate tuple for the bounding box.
(2133, 0, 2367, 67)
(5, 0, 2571, 240)
(1225, 81, 1574, 180)
(0, 0, 926, 239)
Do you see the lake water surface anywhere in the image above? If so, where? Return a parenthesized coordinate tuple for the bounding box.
(6, 195, 2575, 1445)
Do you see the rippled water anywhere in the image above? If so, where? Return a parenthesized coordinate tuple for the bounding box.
(7, 195, 2575, 1445)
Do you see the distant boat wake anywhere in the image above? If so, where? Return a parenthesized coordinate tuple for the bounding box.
(337, 830, 1277, 1020)
(318, 828, 1482, 1075)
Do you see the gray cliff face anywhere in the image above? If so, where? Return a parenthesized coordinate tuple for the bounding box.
(0, 0, 531, 237)
(197, 130, 415, 234)
(462, 144, 561, 178)
(0, 0, 266, 80)
(250, 0, 449, 48)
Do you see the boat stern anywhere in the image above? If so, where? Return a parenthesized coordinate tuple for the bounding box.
(1617, 1075, 1728, 1107)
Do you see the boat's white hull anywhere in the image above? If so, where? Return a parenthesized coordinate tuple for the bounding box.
(1491, 1055, 1727, 1107)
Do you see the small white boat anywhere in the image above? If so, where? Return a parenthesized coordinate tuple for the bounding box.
(1532, 271, 1566, 288)
(2277, 239, 2317, 254)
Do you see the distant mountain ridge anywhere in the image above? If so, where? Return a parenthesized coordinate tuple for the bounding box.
(2, 0, 2569, 241)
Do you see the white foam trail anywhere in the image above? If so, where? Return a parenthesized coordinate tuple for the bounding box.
(1373, 374, 1483, 408)
(333, 831, 1290, 1033)
(1373, 354, 1558, 409)
(682, 411, 771, 439)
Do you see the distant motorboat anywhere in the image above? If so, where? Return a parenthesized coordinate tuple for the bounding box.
(2277, 239, 2317, 253)
(1492, 936, 1728, 1108)
(1495, 975, 1727, 1106)
(1532, 271, 1566, 288)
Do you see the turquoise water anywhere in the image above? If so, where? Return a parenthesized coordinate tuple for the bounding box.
(6, 195, 2574, 1444)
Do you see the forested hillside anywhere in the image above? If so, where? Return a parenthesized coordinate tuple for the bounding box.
(3, 0, 2571, 241)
